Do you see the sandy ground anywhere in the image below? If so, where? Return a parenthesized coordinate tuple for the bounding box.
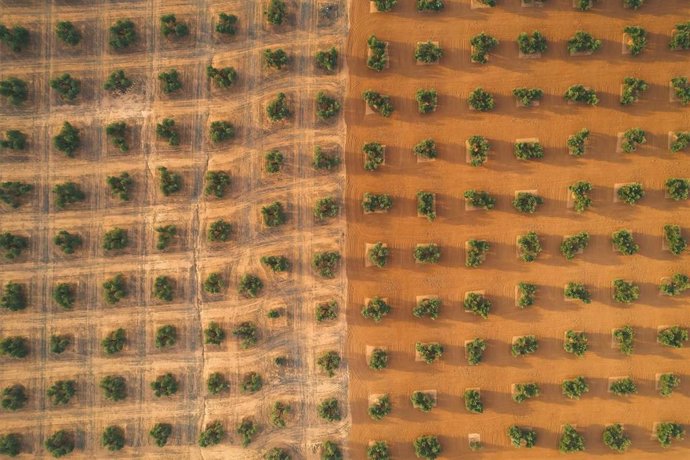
(345, 0, 690, 459)
(0, 0, 348, 458)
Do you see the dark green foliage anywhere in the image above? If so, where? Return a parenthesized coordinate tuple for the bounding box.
(44, 430, 74, 458)
(0, 25, 30, 52)
(561, 232, 589, 260)
(160, 14, 188, 39)
(315, 47, 338, 72)
(0, 130, 27, 150)
(411, 391, 435, 412)
(368, 348, 388, 370)
(609, 377, 636, 396)
(156, 118, 180, 146)
(206, 66, 237, 89)
(241, 372, 263, 393)
(102, 228, 128, 251)
(517, 282, 537, 308)
(317, 351, 341, 377)
(621, 128, 646, 153)
(568, 181, 592, 213)
(513, 192, 543, 213)
(513, 87, 543, 107)
(109, 20, 137, 49)
(0, 78, 28, 106)
(153, 276, 174, 302)
(466, 338, 486, 365)
(413, 435, 441, 460)
(0, 433, 21, 457)
(464, 389, 483, 413)
(313, 146, 341, 170)
(265, 0, 288, 25)
(514, 142, 544, 160)
(103, 273, 127, 304)
(362, 90, 393, 117)
(233, 321, 258, 348)
(209, 121, 235, 143)
(367, 35, 388, 71)
(612, 230, 638, 255)
(559, 425, 585, 453)
(362, 192, 393, 213)
(316, 300, 338, 322)
(414, 243, 440, 263)
(624, 0, 644, 9)
(204, 322, 225, 346)
(262, 201, 286, 227)
(374, 0, 398, 11)
(468, 87, 495, 111)
(517, 31, 547, 55)
(415, 41, 443, 63)
(53, 182, 85, 209)
(239, 274, 263, 298)
(664, 225, 687, 255)
(563, 84, 599, 105)
(361, 297, 391, 322)
(316, 92, 341, 121)
(567, 31, 601, 54)
(666, 178, 690, 201)
(417, 191, 436, 221)
(0, 233, 27, 260)
(660, 273, 690, 296)
(1, 282, 26, 311)
(106, 122, 129, 152)
(1, 384, 27, 411)
(49, 73, 80, 101)
(312, 251, 341, 278)
(613, 325, 634, 355)
(216, 13, 238, 35)
(612, 279, 639, 303)
(417, 0, 445, 11)
(102, 328, 126, 355)
(321, 440, 343, 460)
(204, 172, 231, 199)
(0, 182, 32, 209)
(367, 242, 389, 267)
(0, 337, 28, 359)
(413, 297, 441, 319)
(562, 376, 589, 399)
(267, 92, 291, 121)
(575, 0, 593, 11)
(416, 342, 443, 364)
(52, 232, 80, 259)
(55, 21, 81, 46)
(203, 272, 223, 294)
(620, 77, 648, 105)
(261, 255, 290, 272)
(53, 122, 80, 157)
(671, 77, 690, 106)
(314, 197, 339, 221)
(207, 372, 229, 394)
(263, 48, 289, 70)
(317, 398, 341, 422)
(368, 394, 392, 420)
(564, 330, 588, 356)
(367, 441, 390, 460)
(616, 183, 644, 205)
(467, 135, 489, 166)
(158, 69, 182, 94)
(155, 325, 177, 349)
(470, 33, 498, 63)
(106, 172, 133, 201)
(511, 335, 538, 357)
(466, 240, 490, 268)
(149, 423, 172, 447)
(624, 25, 647, 56)
(670, 22, 690, 50)
(237, 418, 258, 446)
(416, 89, 438, 114)
(101, 426, 125, 452)
(47, 380, 76, 405)
(100, 375, 126, 401)
(103, 70, 132, 94)
(513, 383, 540, 403)
(658, 373, 680, 397)
(658, 326, 689, 348)
(413, 139, 437, 160)
(265, 149, 284, 173)
(517, 231, 541, 262)
(567, 128, 589, 156)
(207, 219, 232, 242)
(50, 334, 70, 354)
(508, 426, 537, 448)
(151, 373, 178, 397)
(198, 421, 224, 447)
(565, 282, 591, 304)
(158, 167, 182, 195)
(656, 422, 684, 447)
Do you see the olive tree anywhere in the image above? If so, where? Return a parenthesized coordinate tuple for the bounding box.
(569, 181, 592, 213)
(624, 25, 647, 56)
(666, 178, 690, 201)
(467, 135, 489, 166)
(561, 232, 589, 260)
(658, 373, 680, 397)
(267, 93, 291, 121)
(369, 348, 389, 370)
(621, 128, 646, 153)
(265, 0, 288, 26)
(368, 394, 392, 420)
(466, 338, 486, 365)
(362, 90, 393, 117)
(511, 335, 538, 357)
(0, 233, 28, 260)
(160, 14, 189, 39)
(659, 273, 689, 296)
(565, 282, 591, 304)
(564, 330, 588, 357)
(155, 325, 177, 349)
(1, 282, 26, 311)
(517, 231, 541, 262)
(411, 391, 436, 412)
(149, 423, 172, 447)
(1, 384, 27, 411)
(562, 376, 589, 399)
(513, 141, 544, 160)
(47, 380, 76, 405)
(417, 191, 436, 221)
(464, 190, 495, 210)
(508, 426, 536, 448)
(466, 240, 490, 267)
(100, 375, 127, 401)
(416, 342, 443, 364)
(517, 282, 537, 308)
(198, 421, 224, 447)
(102, 328, 126, 355)
(512, 382, 540, 403)
(468, 87, 495, 112)
(567, 31, 601, 54)
(207, 372, 229, 394)
(233, 321, 259, 348)
(109, 20, 137, 49)
(215, 13, 238, 35)
(620, 77, 648, 105)
(151, 373, 178, 397)
(513, 87, 543, 107)
(0, 433, 21, 457)
(464, 389, 483, 413)
(361, 297, 391, 322)
(612, 229, 639, 255)
(517, 31, 547, 56)
(368, 242, 390, 268)
(367, 441, 390, 460)
(612, 279, 639, 303)
(44, 430, 74, 458)
(513, 192, 543, 213)
(413, 297, 441, 319)
(664, 224, 687, 255)
(603, 425, 631, 453)
(317, 398, 341, 422)
(0, 24, 30, 52)
(103, 273, 127, 304)
(264, 48, 289, 70)
(312, 251, 341, 278)
(104, 69, 132, 94)
(0, 130, 27, 150)
(158, 69, 182, 94)
(0, 78, 28, 106)
(156, 118, 180, 146)
(470, 33, 498, 63)
(413, 435, 441, 460)
(56, 21, 81, 46)
(416, 89, 438, 114)
(239, 275, 263, 298)
(53, 182, 85, 209)
(315, 47, 338, 72)
(671, 77, 690, 106)
(658, 326, 688, 348)
(53, 122, 80, 157)
(559, 425, 585, 453)
(567, 128, 590, 156)
(563, 85, 598, 105)
(49, 74, 81, 101)
(317, 351, 341, 377)
(367, 35, 388, 72)
(415, 41, 443, 64)
(655, 422, 684, 448)
(464, 292, 491, 318)
(669, 22, 690, 50)
(613, 325, 634, 355)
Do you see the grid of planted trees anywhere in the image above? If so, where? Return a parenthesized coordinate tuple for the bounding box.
(347, 0, 690, 459)
(1, 0, 348, 458)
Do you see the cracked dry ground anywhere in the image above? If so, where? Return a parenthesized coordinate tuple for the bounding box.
(1, 0, 348, 458)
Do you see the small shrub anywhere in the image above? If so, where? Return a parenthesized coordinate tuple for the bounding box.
(563, 84, 598, 105)
(55, 21, 81, 46)
(415, 41, 443, 63)
(149, 423, 172, 448)
(517, 282, 537, 308)
(620, 77, 648, 105)
(660, 273, 690, 296)
(0, 233, 28, 260)
(1, 282, 26, 311)
(512, 383, 540, 403)
(658, 326, 689, 348)
(411, 391, 435, 413)
(150, 373, 178, 397)
(670, 22, 690, 50)
(517, 31, 547, 55)
(155, 325, 177, 349)
(241, 372, 263, 393)
(265, 149, 284, 173)
(160, 14, 188, 39)
(314, 197, 339, 221)
(102, 328, 126, 355)
(53, 122, 80, 157)
(367, 242, 389, 268)
(465, 240, 490, 268)
(414, 243, 440, 263)
(238, 275, 263, 298)
(368, 348, 389, 370)
(316, 300, 338, 322)
(103, 274, 127, 304)
(233, 321, 259, 348)
(508, 425, 537, 448)
(158, 167, 182, 196)
(49, 73, 80, 101)
(656, 422, 684, 448)
(621, 128, 646, 153)
(50, 334, 71, 354)
(658, 373, 680, 397)
(511, 335, 538, 357)
(468, 87, 495, 112)
(609, 377, 636, 396)
(53, 182, 85, 209)
(312, 251, 341, 278)
(612, 279, 639, 304)
(0, 24, 30, 52)
(559, 425, 585, 453)
(156, 118, 180, 146)
(207, 372, 229, 394)
(564, 282, 591, 304)
(413, 297, 441, 319)
(417, 191, 436, 221)
(313, 146, 341, 171)
(264, 48, 289, 69)
(561, 232, 589, 260)
(267, 93, 291, 121)
(158, 69, 182, 94)
(514, 141, 544, 160)
(47, 380, 76, 405)
(0, 78, 28, 106)
(567, 31, 601, 54)
(362, 193, 393, 213)
(465, 338, 486, 365)
(513, 87, 543, 107)
(368, 394, 392, 420)
(569, 181, 592, 213)
(44, 430, 74, 458)
(265, 0, 288, 25)
(316, 92, 341, 121)
(671, 77, 690, 106)
(0, 130, 27, 150)
(464, 292, 491, 318)
(666, 178, 690, 201)
(517, 231, 541, 262)
(470, 33, 498, 63)
(464, 389, 483, 413)
(216, 13, 238, 35)
(204, 322, 225, 346)
(613, 325, 634, 355)
(317, 351, 341, 377)
(664, 224, 687, 255)
(567, 128, 590, 157)
(209, 121, 235, 143)
(100, 375, 127, 401)
(416, 342, 443, 364)
(236, 418, 257, 446)
(513, 192, 543, 213)
(103, 69, 132, 94)
(361, 297, 391, 322)
(362, 90, 393, 117)
(562, 376, 589, 399)
(315, 47, 338, 72)
(198, 421, 224, 447)
(317, 398, 341, 422)
(102, 228, 128, 251)
(0, 337, 29, 359)
(612, 229, 638, 255)
(563, 330, 588, 357)
(109, 20, 137, 49)
(1, 384, 27, 411)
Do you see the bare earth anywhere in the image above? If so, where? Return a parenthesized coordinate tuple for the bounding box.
(346, 1, 690, 459)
